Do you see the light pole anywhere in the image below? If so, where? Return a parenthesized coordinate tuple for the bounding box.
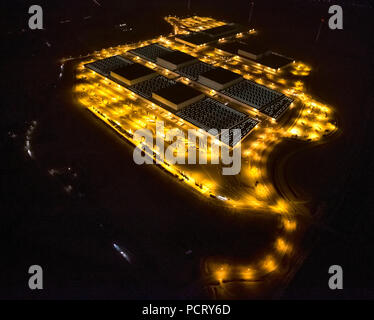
(248, 2, 254, 25)
(187, 0, 191, 11)
(315, 18, 324, 42)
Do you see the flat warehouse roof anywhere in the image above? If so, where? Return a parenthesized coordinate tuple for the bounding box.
(200, 67, 242, 85)
(130, 75, 176, 99)
(153, 83, 203, 105)
(238, 39, 269, 55)
(84, 55, 133, 76)
(176, 61, 216, 81)
(176, 32, 214, 46)
(215, 42, 244, 55)
(158, 51, 197, 65)
(176, 97, 248, 131)
(215, 40, 294, 69)
(130, 43, 173, 62)
(222, 79, 283, 111)
(257, 53, 294, 69)
(204, 24, 244, 37)
(112, 63, 156, 80)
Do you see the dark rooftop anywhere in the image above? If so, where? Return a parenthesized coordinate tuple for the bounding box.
(176, 61, 216, 81)
(129, 43, 173, 62)
(130, 75, 176, 99)
(158, 51, 197, 65)
(200, 67, 242, 84)
(215, 42, 243, 55)
(203, 24, 243, 37)
(153, 82, 203, 104)
(112, 63, 155, 81)
(257, 53, 294, 69)
(84, 55, 133, 76)
(237, 39, 269, 55)
(215, 40, 260, 55)
(176, 32, 214, 46)
(176, 98, 254, 143)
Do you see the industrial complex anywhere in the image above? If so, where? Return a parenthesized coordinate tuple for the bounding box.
(68, 14, 341, 296)
(75, 15, 337, 205)
(85, 38, 294, 133)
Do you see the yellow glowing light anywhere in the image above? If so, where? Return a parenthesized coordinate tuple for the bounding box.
(249, 167, 260, 179)
(262, 256, 277, 273)
(275, 238, 291, 254)
(255, 184, 269, 199)
(272, 199, 289, 214)
(283, 219, 297, 231)
(215, 266, 228, 283)
(241, 267, 254, 280)
(290, 128, 299, 136)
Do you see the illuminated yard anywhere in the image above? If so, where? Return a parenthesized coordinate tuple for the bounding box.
(72, 16, 338, 296)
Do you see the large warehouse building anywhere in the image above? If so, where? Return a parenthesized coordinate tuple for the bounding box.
(84, 55, 133, 76)
(152, 83, 204, 111)
(156, 51, 197, 71)
(198, 67, 242, 90)
(129, 43, 173, 62)
(110, 63, 157, 86)
(237, 41, 270, 61)
(175, 23, 246, 48)
(214, 39, 294, 71)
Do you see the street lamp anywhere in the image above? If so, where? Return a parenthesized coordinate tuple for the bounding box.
(248, 2, 255, 25)
(315, 17, 325, 42)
